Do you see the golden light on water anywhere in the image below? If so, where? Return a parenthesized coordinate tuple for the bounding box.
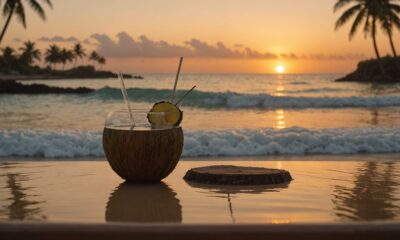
(275, 85, 285, 96)
(275, 65, 285, 74)
(271, 219, 291, 224)
(275, 109, 286, 129)
(274, 78, 285, 96)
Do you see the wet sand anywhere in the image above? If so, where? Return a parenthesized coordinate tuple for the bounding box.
(0, 155, 400, 224)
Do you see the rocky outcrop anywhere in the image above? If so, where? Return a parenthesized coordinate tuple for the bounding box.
(336, 57, 400, 83)
(0, 80, 94, 94)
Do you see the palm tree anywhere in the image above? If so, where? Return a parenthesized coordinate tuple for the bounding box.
(59, 48, 74, 70)
(0, 0, 53, 44)
(334, 0, 388, 78)
(19, 40, 41, 65)
(377, 0, 400, 66)
(0, 46, 17, 72)
(97, 56, 106, 69)
(1, 46, 17, 61)
(72, 43, 86, 68)
(45, 44, 60, 70)
(89, 50, 100, 68)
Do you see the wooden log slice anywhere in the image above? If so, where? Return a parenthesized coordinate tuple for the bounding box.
(184, 165, 292, 185)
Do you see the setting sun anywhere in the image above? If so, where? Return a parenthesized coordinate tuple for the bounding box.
(275, 65, 285, 74)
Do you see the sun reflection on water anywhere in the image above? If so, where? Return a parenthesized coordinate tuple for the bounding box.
(275, 109, 286, 129)
(276, 161, 283, 169)
(271, 219, 291, 224)
(274, 85, 285, 97)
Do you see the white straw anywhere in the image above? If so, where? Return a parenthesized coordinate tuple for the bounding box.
(171, 57, 183, 101)
(118, 72, 135, 128)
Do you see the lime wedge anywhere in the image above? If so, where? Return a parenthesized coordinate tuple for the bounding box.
(148, 101, 183, 126)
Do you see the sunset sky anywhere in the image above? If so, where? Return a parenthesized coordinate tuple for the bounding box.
(3, 0, 400, 74)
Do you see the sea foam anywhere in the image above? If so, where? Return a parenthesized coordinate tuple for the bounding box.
(1, 127, 400, 159)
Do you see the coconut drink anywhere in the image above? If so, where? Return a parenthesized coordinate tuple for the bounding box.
(103, 107, 184, 183)
(103, 58, 193, 183)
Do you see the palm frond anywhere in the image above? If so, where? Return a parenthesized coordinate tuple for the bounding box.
(15, 2, 26, 28)
(28, 0, 46, 20)
(349, 8, 366, 39)
(41, 0, 53, 9)
(387, 3, 400, 13)
(334, 0, 356, 12)
(2, 0, 15, 16)
(363, 15, 371, 38)
(389, 10, 400, 29)
(335, 4, 363, 30)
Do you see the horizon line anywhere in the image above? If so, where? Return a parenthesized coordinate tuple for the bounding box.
(126, 72, 347, 75)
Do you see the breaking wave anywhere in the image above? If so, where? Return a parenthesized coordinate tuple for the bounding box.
(1, 127, 400, 159)
(89, 87, 400, 109)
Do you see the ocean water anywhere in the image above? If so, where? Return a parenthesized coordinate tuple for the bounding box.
(1, 73, 400, 159)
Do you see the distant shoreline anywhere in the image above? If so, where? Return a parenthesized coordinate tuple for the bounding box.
(0, 74, 144, 81)
(0, 65, 143, 81)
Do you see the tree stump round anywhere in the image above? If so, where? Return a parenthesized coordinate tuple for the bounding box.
(184, 165, 292, 185)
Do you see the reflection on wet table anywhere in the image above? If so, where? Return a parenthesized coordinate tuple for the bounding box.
(106, 182, 182, 223)
(0, 157, 400, 224)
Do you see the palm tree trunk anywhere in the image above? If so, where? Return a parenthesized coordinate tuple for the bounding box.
(389, 34, 398, 57)
(0, 5, 16, 44)
(388, 33, 400, 70)
(372, 18, 388, 79)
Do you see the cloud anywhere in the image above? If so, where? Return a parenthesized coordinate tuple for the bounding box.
(37, 36, 79, 42)
(90, 32, 192, 58)
(90, 32, 366, 61)
(90, 32, 279, 59)
(244, 47, 278, 59)
(280, 53, 298, 60)
(12, 38, 23, 42)
(185, 39, 247, 58)
(307, 53, 366, 61)
(82, 38, 98, 46)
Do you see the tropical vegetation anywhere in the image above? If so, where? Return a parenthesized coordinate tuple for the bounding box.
(334, 0, 400, 81)
(0, 41, 107, 75)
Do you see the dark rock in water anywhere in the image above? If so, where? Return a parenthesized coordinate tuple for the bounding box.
(184, 165, 293, 185)
(336, 57, 400, 83)
(0, 80, 94, 94)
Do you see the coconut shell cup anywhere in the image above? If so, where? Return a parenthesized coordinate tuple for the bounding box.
(103, 126, 184, 183)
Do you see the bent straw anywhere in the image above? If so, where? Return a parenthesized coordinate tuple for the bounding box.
(118, 72, 135, 129)
(175, 85, 196, 106)
(171, 57, 184, 102)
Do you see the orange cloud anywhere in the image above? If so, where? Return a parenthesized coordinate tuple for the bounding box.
(37, 36, 79, 43)
(32, 32, 367, 62)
